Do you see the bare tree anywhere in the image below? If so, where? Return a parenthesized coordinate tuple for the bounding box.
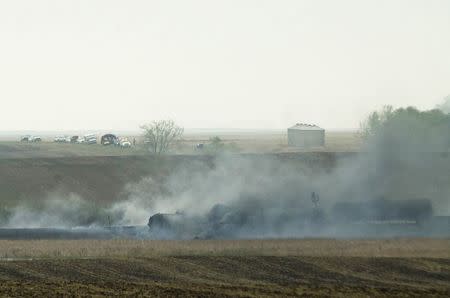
(140, 120, 184, 154)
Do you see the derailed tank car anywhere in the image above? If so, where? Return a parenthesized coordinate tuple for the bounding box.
(147, 198, 442, 239)
(148, 202, 326, 239)
(147, 212, 204, 239)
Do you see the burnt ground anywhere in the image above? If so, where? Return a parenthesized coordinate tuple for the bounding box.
(0, 256, 448, 297)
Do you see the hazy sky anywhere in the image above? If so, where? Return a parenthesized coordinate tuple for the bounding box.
(0, 0, 449, 131)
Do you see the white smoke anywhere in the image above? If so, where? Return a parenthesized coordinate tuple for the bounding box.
(4, 192, 110, 228)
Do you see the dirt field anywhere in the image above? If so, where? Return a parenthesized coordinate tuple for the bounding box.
(0, 239, 449, 297)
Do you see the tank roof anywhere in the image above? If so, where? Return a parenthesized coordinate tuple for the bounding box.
(288, 123, 324, 131)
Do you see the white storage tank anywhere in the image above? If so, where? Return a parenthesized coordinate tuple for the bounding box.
(287, 123, 325, 148)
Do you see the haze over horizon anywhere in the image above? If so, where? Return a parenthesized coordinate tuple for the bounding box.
(1, 0, 449, 131)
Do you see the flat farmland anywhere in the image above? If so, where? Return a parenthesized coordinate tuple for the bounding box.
(0, 130, 361, 159)
(0, 239, 449, 297)
(180, 130, 362, 153)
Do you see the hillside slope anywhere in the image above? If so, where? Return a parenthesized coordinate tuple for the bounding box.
(0, 153, 342, 206)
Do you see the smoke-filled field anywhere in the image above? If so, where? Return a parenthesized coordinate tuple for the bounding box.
(0, 152, 344, 228)
(0, 239, 449, 297)
(4, 126, 447, 239)
(0, 151, 449, 238)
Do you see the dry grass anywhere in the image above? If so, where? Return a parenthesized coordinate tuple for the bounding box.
(0, 238, 448, 259)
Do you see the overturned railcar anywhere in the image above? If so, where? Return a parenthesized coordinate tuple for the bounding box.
(147, 198, 444, 239)
(147, 212, 204, 239)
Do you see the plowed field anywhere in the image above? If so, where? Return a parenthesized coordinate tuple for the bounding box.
(0, 248, 449, 297)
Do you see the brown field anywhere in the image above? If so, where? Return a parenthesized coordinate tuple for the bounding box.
(0, 239, 449, 297)
(1, 239, 449, 259)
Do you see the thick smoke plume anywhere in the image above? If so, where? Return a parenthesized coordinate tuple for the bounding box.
(129, 107, 450, 238)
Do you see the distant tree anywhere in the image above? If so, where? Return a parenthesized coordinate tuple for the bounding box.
(359, 105, 450, 151)
(140, 120, 184, 154)
(204, 136, 239, 154)
(201, 136, 224, 154)
(359, 105, 394, 139)
(436, 95, 450, 114)
(209, 136, 224, 149)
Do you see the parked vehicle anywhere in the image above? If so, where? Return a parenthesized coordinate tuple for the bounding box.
(83, 134, 97, 144)
(70, 136, 79, 143)
(20, 135, 31, 142)
(54, 136, 71, 143)
(119, 138, 132, 148)
(21, 135, 41, 142)
(101, 134, 119, 146)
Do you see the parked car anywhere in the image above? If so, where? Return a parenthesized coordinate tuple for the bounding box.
(70, 136, 79, 143)
(119, 138, 132, 148)
(20, 135, 31, 142)
(54, 136, 70, 143)
(21, 135, 41, 142)
(83, 134, 97, 144)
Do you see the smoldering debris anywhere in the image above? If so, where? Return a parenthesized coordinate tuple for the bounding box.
(147, 202, 326, 240)
(143, 108, 450, 239)
(146, 197, 443, 240)
(137, 147, 449, 239)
